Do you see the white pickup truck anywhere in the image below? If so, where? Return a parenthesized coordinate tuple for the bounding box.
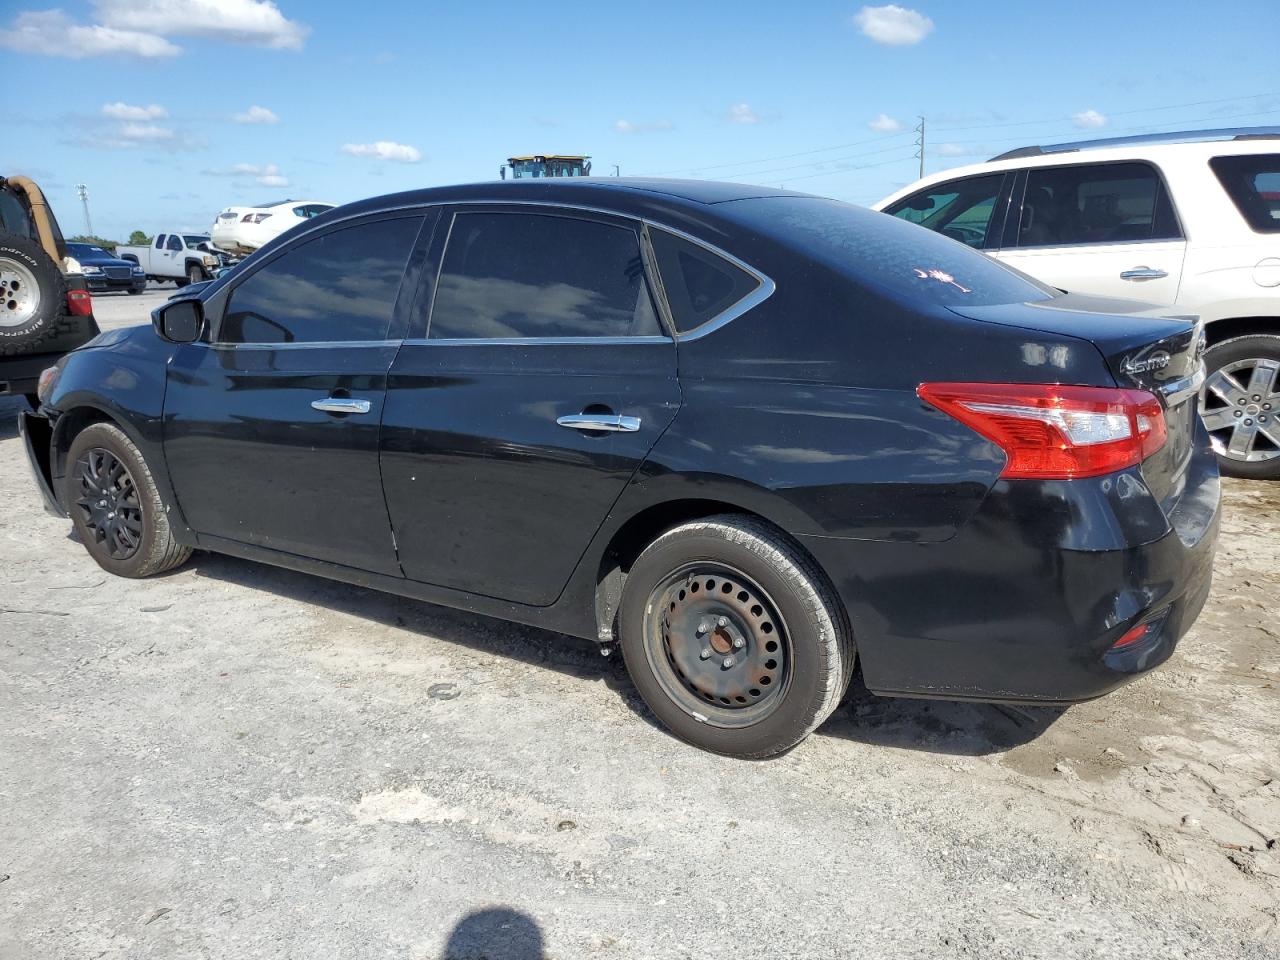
(116, 231, 223, 287)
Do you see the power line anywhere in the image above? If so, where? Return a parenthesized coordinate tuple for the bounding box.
(931, 91, 1280, 133)
(649, 130, 911, 176)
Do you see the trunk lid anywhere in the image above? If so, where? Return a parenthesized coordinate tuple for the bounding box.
(949, 293, 1206, 504)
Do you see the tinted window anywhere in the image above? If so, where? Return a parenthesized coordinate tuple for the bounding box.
(0, 189, 34, 238)
(727, 196, 1055, 307)
(429, 211, 661, 339)
(649, 229, 760, 333)
(155, 234, 166, 248)
(1210, 154, 1280, 233)
(886, 174, 1005, 249)
(166, 235, 182, 251)
(1016, 162, 1181, 247)
(220, 216, 422, 344)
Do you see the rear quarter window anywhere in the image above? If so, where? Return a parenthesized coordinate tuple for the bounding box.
(649, 228, 761, 333)
(1210, 154, 1280, 233)
(726, 196, 1056, 307)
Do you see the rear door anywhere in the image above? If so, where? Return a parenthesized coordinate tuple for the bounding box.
(994, 161, 1187, 303)
(380, 206, 680, 605)
(163, 212, 428, 575)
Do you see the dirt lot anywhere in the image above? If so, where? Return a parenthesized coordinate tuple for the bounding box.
(2, 293, 1278, 959)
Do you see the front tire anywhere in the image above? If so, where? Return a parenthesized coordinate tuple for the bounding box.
(64, 422, 192, 578)
(618, 515, 854, 758)
(1201, 334, 1280, 480)
(186, 263, 205, 285)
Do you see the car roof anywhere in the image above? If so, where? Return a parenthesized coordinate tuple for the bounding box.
(874, 128, 1280, 209)
(335, 178, 816, 221)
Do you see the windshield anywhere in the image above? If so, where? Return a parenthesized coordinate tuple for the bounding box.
(185, 235, 211, 247)
(67, 242, 110, 257)
(725, 196, 1058, 307)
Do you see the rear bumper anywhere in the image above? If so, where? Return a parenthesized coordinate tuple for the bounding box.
(1, 352, 59, 396)
(801, 432, 1221, 704)
(19, 409, 64, 518)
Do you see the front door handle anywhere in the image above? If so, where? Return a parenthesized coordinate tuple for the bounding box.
(311, 397, 372, 415)
(556, 412, 641, 433)
(1120, 266, 1168, 281)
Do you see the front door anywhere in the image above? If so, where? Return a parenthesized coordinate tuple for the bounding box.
(163, 213, 426, 576)
(380, 207, 681, 606)
(993, 161, 1187, 304)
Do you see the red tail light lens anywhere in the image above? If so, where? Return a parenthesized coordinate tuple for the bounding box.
(918, 382, 1167, 480)
(65, 289, 93, 317)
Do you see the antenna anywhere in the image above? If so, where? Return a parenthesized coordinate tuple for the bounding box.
(75, 183, 93, 235)
(914, 117, 926, 179)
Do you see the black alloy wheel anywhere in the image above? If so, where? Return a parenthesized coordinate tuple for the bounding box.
(645, 562, 791, 726)
(72, 446, 144, 560)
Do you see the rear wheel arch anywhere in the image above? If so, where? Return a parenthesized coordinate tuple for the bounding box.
(1204, 316, 1280, 347)
(592, 497, 846, 645)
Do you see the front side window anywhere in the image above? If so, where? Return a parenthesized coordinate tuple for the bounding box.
(885, 174, 1005, 249)
(1015, 162, 1181, 248)
(220, 216, 422, 344)
(166, 235, 182, 251)
(1210, 154, 1280, 233)
(649, 229, 761, 333)
(428, 211, 662, 339)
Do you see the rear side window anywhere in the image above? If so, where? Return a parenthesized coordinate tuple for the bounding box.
(1015, 162, 1181, 247)
(220, 216, 422, 344)
(429, 211, 661, 339)
(649, 229, 760, 333)
(885, 173, 1005, 249)
(1210, 154, 1280, 233)
(727, 196, 1055, 307)
(0, 189, 34, 238)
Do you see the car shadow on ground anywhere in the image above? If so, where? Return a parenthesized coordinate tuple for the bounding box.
(188, 551, 1065, 758)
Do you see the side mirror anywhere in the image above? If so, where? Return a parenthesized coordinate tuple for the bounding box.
(154, 299, 204, 343)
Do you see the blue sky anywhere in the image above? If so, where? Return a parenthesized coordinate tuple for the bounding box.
(2, 0, 1277, 241)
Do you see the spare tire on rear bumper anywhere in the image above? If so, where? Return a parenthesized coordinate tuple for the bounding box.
(0, 232, 67, 356)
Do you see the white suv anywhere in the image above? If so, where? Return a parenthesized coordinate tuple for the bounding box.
(875, 129, 1280, 480)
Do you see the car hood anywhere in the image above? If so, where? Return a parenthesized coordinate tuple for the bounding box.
(78, 253, 137, 268)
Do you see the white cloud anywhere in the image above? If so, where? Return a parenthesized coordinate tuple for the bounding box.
(208, 162, 290, 186)
(727, 103, 761, 125)
(94, 0, 309, 50)
(102, 101, 168, 120)
(937, 143, 980, 157)
(0, 10, 180, 58)
(853, 5, 934, 45)
(233, 105, 279, 124)
(119, 122, 174, 142)
(1073, 108, 1107, 129)
(868, 112, 902, 133)
(341, 141, 423, 163)
(614, 119, 674, 134)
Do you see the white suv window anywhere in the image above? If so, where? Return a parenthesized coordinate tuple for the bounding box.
(885, 173, 1005, 249)
(1015, 162, 1181, 247)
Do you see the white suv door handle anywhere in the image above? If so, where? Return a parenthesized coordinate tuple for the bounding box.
(1120, 266, 1168, 281)
(311, 397, 372, 414)
(556, 413, 641, 433)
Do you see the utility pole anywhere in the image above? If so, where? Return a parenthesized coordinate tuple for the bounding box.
(75, 183, 93, 236)
(914, 117, 926, 178)
(612, 164, 621, 177)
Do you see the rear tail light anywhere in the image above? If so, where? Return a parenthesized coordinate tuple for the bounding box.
(65, 289, 93, 317)
(918, 382, 1167, 480)
(240, 213, 272, 224)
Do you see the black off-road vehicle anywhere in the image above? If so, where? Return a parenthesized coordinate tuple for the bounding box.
(1, 175, 100, 408)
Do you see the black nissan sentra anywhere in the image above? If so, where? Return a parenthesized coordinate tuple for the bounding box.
(20, 179, 1220, 758)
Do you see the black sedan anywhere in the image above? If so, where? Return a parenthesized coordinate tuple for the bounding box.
(66, 241, 146, 294)
(21, 179, 1219, 757)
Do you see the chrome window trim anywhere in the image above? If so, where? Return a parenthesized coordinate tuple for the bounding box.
(221, 198, 776, 348)
(208, 339, 401, 351)
(404, 335, 673, 347)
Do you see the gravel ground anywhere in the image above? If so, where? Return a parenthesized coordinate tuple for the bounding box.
(1, 294, 1277, 959)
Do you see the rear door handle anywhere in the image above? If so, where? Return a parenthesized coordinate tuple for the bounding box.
(556, 413, 641, 433)
(311, 397, 372, 415)
(1120, 267, 1168, 281)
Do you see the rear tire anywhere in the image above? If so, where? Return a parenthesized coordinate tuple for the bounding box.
(1201, 334, 1280, 481)
(618, 515, 854, 758)
(0, 232, 66, 356)
(64, 422, 192, 578)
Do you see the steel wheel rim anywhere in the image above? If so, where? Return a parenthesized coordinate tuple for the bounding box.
(642, 562, 792, 728)
(0, 256, 39, 328)
(73, 447, 144, 560)
(1201, 358, 1280, 463)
